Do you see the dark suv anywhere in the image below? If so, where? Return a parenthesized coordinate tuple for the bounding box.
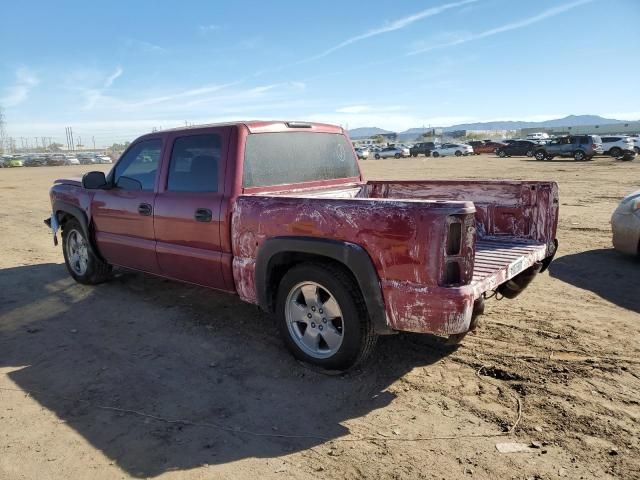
(495, 140, 537, 158)
(410, 142, 436, 157)
(533, 135, 603, 161)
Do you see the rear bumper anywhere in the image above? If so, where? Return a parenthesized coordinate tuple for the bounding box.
(382, 238, 552, 335)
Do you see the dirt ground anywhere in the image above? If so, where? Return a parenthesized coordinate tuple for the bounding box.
(1, 154, 638, 480)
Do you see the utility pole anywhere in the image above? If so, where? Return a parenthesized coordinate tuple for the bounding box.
(92, 136, 96, 150)
(0, 106, 6, 155)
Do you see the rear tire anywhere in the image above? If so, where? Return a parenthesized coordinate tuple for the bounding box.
(609, 147, 622, 157)
(534, 150, 546, 161)
(394, 153, 401, 159)
(276, 263, 377, 371)
(432, 151, 440, 158)
(526, 150, 534, 157)
(497, 150, 507, 158)
(455, 150, 462, 157)
(62, 219, 111, 285)
(374, 154, 380, 160)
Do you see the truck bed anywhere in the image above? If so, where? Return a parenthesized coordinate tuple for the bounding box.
(471, 237, 547, 296)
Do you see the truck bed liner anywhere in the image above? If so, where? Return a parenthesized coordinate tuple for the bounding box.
(471, 237, 547, 295)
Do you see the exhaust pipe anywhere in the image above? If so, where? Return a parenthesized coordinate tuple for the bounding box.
(497, 261, 543, 299)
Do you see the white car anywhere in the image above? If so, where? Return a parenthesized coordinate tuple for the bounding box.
(373, 146, 410, 159)
(611, 189, 640, 256)
(95, 156, 113, 164)
(601, 136, 635, 157)
(526, 132, 550, 140)
(431, 143, 474, 157)
(355, 148, 370, 160)
(64, 156, 80, 165)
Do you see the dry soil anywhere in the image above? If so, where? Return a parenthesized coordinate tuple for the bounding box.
(0, 154, 638, 480)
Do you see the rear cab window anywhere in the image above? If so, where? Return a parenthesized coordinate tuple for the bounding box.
(167, 134, 221, 192)
(242, 132, 360, 188)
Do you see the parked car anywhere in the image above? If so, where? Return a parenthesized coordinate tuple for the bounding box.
(410, 142, 436, 157)
(611, 189, 640, 256)
(495, 140, 537, 158)
(533, 135, 603, 161)
(64, 156, 80, 165)
(45, 120, 559, 370)
(47, 154, 66, 166)
(23, 155, 48, 167)
(431, 143, 474, 157)
(374, 146, 410, 159)
(2, 157, 24, 167)
(78, 155, 97, 165)
(473, 141, 506, 155)
(526, 132, 550, 140)
(601, 136, 635, 157)
(95, 156, 113, 164)
(355, 148, 370, 160)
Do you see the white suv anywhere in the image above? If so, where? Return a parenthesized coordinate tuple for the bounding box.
(431, 143, 474, 157)
(601, 136, 635, 157)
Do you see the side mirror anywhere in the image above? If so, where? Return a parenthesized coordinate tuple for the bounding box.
(82, 171, 107, 189)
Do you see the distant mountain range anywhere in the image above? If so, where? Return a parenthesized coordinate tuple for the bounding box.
(348, 115, 634, 140)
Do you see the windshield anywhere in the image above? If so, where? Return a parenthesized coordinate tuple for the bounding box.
(243, 132, 360, 188)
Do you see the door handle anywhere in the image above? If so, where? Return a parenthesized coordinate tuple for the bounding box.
(138, 203, 152, 216)
(194, 208, 212, 222)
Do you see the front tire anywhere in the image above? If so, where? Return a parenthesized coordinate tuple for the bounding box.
(276, 263, 377, 371)
(432, 151, 440, 158)
(534, 150, 546, 161)
(62, 219, 111, 285)
(374, 154, 380, 159)
(573, 150, 586, 161)
(394, 153, 401, 159)
(497, 150, 507, 158)
(455, 150, 462, 157)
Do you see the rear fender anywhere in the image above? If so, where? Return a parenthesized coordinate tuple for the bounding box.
(255, 236, 393, 334)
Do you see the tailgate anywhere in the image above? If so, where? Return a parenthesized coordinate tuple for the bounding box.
(471, 237, 547, 296)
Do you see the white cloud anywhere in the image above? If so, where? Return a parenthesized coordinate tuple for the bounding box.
(1, 67, 39, 107)
(408, 0, 594, 55)
(123, 38, 166, 54)
(302, 0, 478, 62)
(103, 66, 123, 88)
(198, 24, 221, 34)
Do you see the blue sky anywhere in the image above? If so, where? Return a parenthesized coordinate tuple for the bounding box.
(1, 0, 639, 146)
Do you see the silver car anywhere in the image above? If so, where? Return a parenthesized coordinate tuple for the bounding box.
(611, 189, 640, 256)
(373, 146, 410, 159)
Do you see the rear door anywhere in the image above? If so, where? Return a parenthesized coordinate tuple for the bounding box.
(92, 138, 163, 273)
(153, 128, 232, 290)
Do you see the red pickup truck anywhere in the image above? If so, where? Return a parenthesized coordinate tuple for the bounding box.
(46, 121, 559, 370)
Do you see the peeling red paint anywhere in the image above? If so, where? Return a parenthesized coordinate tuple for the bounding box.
(231, 179, 558, 335)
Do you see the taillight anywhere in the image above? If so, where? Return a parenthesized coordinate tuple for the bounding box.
(445, 261, 461, 285)
(442, 216, 470, 286)
(447, 222, 462, 255)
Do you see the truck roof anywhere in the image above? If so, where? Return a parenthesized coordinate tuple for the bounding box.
(155, 120, 344, 135)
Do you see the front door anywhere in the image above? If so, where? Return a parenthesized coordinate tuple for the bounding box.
(153, 128, 231, 290)
(92, 138, 163, 273)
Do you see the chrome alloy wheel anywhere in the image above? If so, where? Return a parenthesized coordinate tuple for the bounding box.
(285, 281, 344, 359)
(66, 229, 89, 276)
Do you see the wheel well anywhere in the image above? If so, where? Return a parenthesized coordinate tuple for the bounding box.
(264, 252, 359, 314)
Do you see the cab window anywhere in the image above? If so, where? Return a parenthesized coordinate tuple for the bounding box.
(167, 134, 221, 192)
(113, 139, 162, 191)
